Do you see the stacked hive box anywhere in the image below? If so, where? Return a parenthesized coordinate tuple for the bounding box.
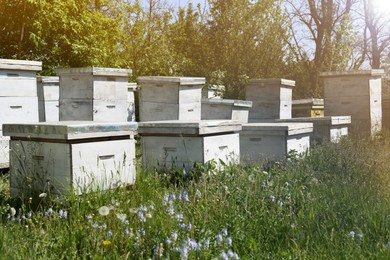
(127, 83, 137, 122)
(277, 116, 351, 145)
(246, 78, 294, 121)
(0, 59, 42, 169)
(37, 76, 60, 122)
(138, 120, 241, 170)
(138, 76, 205, 121)
(240, 122, 313, 163)
(321, 70, 384, 136)
(3, 121, 137, 197)
(292, 99, 324, 118)
(56, 67, 132, 121)
(201, 99, 252, 123)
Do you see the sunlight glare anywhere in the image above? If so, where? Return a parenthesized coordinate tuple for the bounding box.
(372, 0, 390, 14)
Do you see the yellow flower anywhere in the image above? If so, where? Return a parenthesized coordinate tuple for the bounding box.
(102, 240, 111, 246)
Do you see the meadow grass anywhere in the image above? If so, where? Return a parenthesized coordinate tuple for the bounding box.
(1, 135, 390, 259)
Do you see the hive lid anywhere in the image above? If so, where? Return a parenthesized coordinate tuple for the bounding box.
(248, 78, 295, 87)
(292, 98, 324, 106)
(242, 122, 313, 135)
(55, 67, 132, 77)
(138, 120, 242, 135)
(37, 76, 59, 84)
(0, 59, 42, 71)
(320, 70, 385, 78)
(201, 98, 253, 108)
(277, 116, 351, 126)
(138, 76, 206, 85)
(3, 121, 138, 140)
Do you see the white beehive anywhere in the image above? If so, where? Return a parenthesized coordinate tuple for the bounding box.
(321, 70, 384, 136)
(292, 99, 324, 118)
(201, 99, 252, 123)
(0, 59, 42, 169)
(138, 76, 205, 121)
(127, 83, 137, 122)
(240, 122, 313, 163)
(245, 78, 294, 121)
(138, 120, 241, 170)
(55, 67, 132, 121)
(276, 116, 351, 145)
(37, 76, 60, 122)
(3, 121, 137, 197)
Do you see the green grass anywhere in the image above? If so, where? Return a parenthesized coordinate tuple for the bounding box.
(1, 135, 390, 259)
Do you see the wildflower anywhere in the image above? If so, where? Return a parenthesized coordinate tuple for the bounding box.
(116, 213, 127, 222)
(101, 223, 107, 230)
(204, 239, 210, 249)
(227, 250, 239, 259)
(357, 232, 363, 239)
(107, 230, 113, 237)
(58, 209, 68, 219)
(87, 214, 93, 220)
(270, 195, 275, 202)
(387, 241, 390, 250)
(217, 234, 223, 243)
(27, 212, 32, 218)
(163, 194, 169, 206)
(349, 231, 355, 239)
(9, 207, 16, 217)
(222, 228, 228, 237)
(98, 206, 110, 216)
(182, 191, 189, 202)
(227, 236, 233, 246)
(138, 211, 146, 222)
(149, 204, 155, 210)
(221, 251, 228, 260)
(175, 213, 184, 220)
(124, 220, 129, 225)
(39, 193, 47, 198)
(166, 238, 172, 245)
(170, 193, 176, 201)
(146, 213, 152, 219)
(195, 189, 201, 199)
(171, 231, 178, 241)
(277, 200, 284, 207)
(92, 222, 99, 228)
(179, 222, 186, 229)
(187, 222, 192, 229)
(102, 240, 111, 246)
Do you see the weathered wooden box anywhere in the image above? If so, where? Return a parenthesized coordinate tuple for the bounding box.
(138, 120, 241, 170)
(245, 78, 294, 121)
(0, 59, 42, 169)
(56, 67, 132, 121)
(37, 76, 60, 122)
(277, 116, 351, 145)
(292, 99, 324, 118)
(321, 70, 384, 136)
(127, 83, 137, 122)
(201, 98, 252, 123)
(138, 76, 205, 121)
(240, 122, 313, 163)
(3, 121, 137, 197)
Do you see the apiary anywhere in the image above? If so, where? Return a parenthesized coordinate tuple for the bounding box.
(0, 59, 42, 169)
(138, 120, 241, 170)
(292, 98, 324, 118)
(201, 98, 252, 123)
(127, 83, 137, 122)
(138, 76, 205, 121)
(321, 70, 384, 136)
(56, 67, 132, 121)
(276, 116, 351, 145)
(37, 76, 60, 122)
(245, 78, 294, 121)
(3, 121, 137, 197)
(240, 122, 313, 163)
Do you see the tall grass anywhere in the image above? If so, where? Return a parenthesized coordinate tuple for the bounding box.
(1, 135, 390, 259)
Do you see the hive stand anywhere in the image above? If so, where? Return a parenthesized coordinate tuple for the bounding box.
(3, 121, 137, 197)
(320, 70, 384, 137)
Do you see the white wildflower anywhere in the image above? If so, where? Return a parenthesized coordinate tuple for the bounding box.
(98, 206, 110, 216)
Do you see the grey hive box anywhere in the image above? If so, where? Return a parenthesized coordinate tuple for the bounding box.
(276, 116, 351, 145)
(127, 83, 137, 122)
(56, 67, 132, 122)
(201, 98, 252, 123)
(3, 121, 137, 197)
(292, 98, 324, 118)
(138, 120, 241, 170)
(240, 122, 313, 164)
(138, 76, 205, 121)
(0, 59, 42, 169)
(245, 78, 294, 121)
(321, 70, 384, 137)
(37, 76, 60, 122)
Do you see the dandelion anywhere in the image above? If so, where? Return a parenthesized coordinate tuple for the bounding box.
(349, 231, 355, 239)
(9, 207, 16, 217)
(102, 240, 111, 246)
(98, 206, 110, 216)
(39, 193, 47, 198)
(116, 213, 127, 222)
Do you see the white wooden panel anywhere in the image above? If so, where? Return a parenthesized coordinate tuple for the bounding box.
(240, 133, 286, 163)
(72, 139, 135, 194)
(0, 97, 39, 128)
(178, 102, 201, 121)
(92, 77, 128, 100)
(43, 100, 59, 122)
(280, 87, 293, 101)
(139, 102, 179, 121)
(59, 99, 93, 121)
(287, 135, 310, 155)
(127, 91, 136, 122)
(330, 126, 348, 143)
(140, 83, 179, 103)
(0, 132, 9, 168)
(0, 75, 37, 97)
(203, 133, 240, 165)
(279, 100, 292, 119)
(178, 85, 202, 103)
(93, 99, 128, 121)
(142, 136, 203, 169)
(38, 84, 59, 101)
(59, 75, 93, 99)
(369, 78, 382, 96)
